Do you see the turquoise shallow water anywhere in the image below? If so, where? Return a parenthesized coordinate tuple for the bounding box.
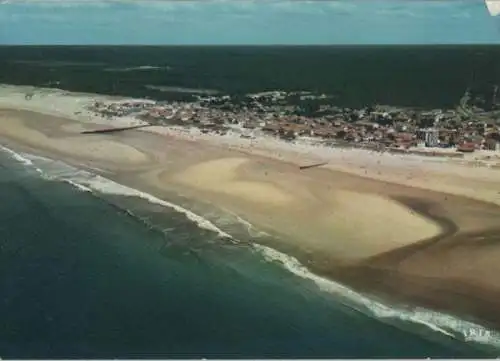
(0, 147, 497, 358)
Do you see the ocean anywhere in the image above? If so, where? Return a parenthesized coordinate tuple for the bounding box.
(1, 45, 500, 108)
(1, 45, 500, 358)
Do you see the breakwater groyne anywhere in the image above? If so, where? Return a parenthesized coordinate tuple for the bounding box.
(81, 124, 151, 135)
(299, 162, 328, 170)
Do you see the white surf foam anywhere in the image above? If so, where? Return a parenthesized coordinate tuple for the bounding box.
(104, 65, 171, 72)
(3, 147, 500, 349)
(0, 147, 95, 193)
(217, 207, 270, 238)
(70, 175, 231, 239)
(0, 145, 42, 174)
(144, 85, 219, 95)
(16, 153, 231, 239)
(62, 179, 92, 193)
(255, 244, 500, 348)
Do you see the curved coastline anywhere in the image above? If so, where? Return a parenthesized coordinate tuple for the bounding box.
(2, 143, 499, 355)
(2, 105, 500, 347)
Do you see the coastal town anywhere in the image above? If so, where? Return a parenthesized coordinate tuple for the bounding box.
(85, 87, 500, 157)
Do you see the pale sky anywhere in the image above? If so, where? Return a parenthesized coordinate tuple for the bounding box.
(0, 0, 499, 45)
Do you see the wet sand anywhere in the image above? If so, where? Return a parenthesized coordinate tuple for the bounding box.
(2, 108, 500, 330)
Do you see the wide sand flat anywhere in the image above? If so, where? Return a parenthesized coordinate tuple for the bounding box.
(3, 108, 500, 328)
(173, 158, 294, 206)
(0, 110, 149, 165)
(167, 156, 442, 260)
(220, 140, 500, 208)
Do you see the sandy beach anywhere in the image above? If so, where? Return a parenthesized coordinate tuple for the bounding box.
(2, 98, 500, 331)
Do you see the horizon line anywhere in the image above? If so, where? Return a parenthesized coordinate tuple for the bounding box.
(2, 43, 500, 47)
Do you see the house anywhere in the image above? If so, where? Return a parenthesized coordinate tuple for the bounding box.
(457, 142, 475, 152)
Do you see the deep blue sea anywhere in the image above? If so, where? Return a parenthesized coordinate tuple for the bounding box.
(1, 46, 500, 358)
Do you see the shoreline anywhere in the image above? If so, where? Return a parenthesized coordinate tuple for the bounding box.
(3, 143, 499, 356)
(2, 139, 499, 350)
(2, 93, 500, 342)
(2, 135, 500, 353)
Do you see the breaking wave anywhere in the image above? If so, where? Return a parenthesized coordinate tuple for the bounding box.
(254, 244, 500, 348)
(0, 145, 42, 173)
(144, 85, 219, 95)
(1, 144, 500, 351)
(104, 65, 172, 72)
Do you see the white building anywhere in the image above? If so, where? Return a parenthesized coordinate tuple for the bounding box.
(417, 128, 440, 147)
